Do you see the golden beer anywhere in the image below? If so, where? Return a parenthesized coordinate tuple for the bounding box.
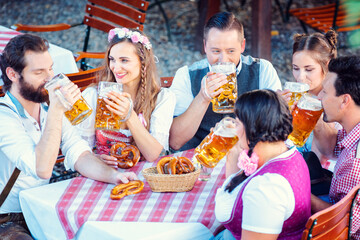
(194, 117, 239, 168)
(95, 82, 123, 131)
(211, 62, 237, 114)
(95, 97, 122, 131)
(64, 97, 92, 125)
(288, 94, 323, 147)
(45, 73, 92, 125)
(284, 82, 309, 109)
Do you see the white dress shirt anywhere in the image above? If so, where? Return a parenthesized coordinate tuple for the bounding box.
(170, 55, 282, 116)
(0, 92, 91, 213)
(76, 86, 176, 151)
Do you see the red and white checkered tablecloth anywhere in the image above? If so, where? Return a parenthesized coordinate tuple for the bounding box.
(0, 26, 21, 52)
(56, 149, 226, 239)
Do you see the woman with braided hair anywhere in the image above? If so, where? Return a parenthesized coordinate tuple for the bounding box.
(213, 89, 311, 240)
(282, 30, 340, 196)
(77, 28, 175, 164)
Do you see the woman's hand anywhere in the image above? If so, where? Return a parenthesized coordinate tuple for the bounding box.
(200, 72, 228, 102)
(96, 154, 118, 169)
(104, 91, 133, 121)
(277, 89, 291, 103)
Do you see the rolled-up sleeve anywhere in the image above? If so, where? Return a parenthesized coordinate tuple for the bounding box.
(169, 65, 194, 117)
(60, 117, 92, 171)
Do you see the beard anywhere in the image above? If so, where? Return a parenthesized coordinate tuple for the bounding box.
(18, 75, 48, 103)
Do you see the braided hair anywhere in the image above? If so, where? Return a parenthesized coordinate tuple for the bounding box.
(225, 89, 293, 192)
(97, 29, 161, 130)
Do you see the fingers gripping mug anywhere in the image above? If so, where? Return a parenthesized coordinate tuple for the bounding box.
(45, 73, 92, 125)
(194, 117, 239, 168)
(209, 62, 237, 114)
(95, 82, 132, 131)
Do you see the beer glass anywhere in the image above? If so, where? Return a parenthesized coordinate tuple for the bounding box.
(288, 94, 323, 147)
(45, 73, 92, 125)
(95, 82, 123, 131)
(284, 82, 310, 109)
(194, 117, 239, 169)
(210, 62, 237, 113)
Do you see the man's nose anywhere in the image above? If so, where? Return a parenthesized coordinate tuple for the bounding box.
(218, 53, 230, 63)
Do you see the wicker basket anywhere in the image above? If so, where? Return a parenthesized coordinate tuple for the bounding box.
(142, 167, 200, 192)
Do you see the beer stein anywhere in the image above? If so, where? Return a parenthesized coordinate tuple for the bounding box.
(210, 62, 237, 114)
(95, 82, 123, 131)
(288, 94, 323, 147)
(45, 73, 92, 125)
(194, 117, 239, 169)
(284, 82, 310, 109)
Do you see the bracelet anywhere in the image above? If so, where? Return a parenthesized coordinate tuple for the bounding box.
(202, 76, 212, 101)
(120, 97, 133, 122)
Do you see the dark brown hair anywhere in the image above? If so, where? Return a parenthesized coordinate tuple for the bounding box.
(0, 34, 49, 92)
(204, 12, 244, 42)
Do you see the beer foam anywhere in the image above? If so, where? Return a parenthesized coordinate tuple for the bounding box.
(214, 120, 237, 138)
(98, 85, 122, 98)
(298, 95, 322, 111)
(211, 63, 236, 75)
(285, 82, 309, 92)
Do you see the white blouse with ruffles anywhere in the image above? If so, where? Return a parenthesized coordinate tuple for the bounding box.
(76, 86, 176, 151)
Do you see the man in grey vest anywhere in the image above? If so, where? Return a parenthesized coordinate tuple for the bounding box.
(169, 12, 282, 151)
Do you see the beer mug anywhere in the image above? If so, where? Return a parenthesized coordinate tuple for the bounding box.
(194, 117, 239, 168)
(45, 73, 92, 125)
(95, 82, 123, 131)
(288, 94, 323, 147)
(284, 82, 310, 109)
(210, 62, 237, 114)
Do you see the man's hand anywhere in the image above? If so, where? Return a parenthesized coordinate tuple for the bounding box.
(200, 72, 228, 102)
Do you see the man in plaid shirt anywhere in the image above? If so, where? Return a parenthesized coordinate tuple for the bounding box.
(311, 56, 360, 239)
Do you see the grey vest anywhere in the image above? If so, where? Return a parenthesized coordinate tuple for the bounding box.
(182, 58, 260, 150)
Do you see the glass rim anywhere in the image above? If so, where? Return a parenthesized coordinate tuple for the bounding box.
(284, 82, 310, 92)
(298, 93, 322, 110)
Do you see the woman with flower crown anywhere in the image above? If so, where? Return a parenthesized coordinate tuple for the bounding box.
(213, 89, 311, 240)
(76, 28, 176, 164)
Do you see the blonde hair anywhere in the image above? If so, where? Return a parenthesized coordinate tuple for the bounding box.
(97, 29, 161, 130)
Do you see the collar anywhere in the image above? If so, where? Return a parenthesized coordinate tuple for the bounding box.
(7, 91, 27, 117)
(338, 122, 360, 150)
(5, 91, 49, 118)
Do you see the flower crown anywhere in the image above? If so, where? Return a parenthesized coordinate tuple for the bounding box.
(108, 28, 152, 50)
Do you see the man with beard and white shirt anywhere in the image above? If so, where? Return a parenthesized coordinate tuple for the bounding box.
(0, 34, 137, 239)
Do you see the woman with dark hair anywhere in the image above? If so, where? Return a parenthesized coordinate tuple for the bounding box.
(214, 90, 311, 240)
(76, 28, 175, 163)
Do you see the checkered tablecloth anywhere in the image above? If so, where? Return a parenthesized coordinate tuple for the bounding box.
(0, 26, 21, 52)
(56, 149, 226, 239)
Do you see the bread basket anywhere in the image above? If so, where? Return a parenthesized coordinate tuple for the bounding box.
(142, 167, 200, 192)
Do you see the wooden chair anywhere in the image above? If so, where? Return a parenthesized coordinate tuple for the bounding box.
(160, 76, 173, 88)
(12, 0, 149, 70)
(289, 0, 360, 34)
(301, 184, 360, 240)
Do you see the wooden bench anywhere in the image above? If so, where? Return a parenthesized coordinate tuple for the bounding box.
(289, 0, 360, 34)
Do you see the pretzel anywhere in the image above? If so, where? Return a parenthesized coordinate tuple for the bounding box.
(110, 142, 140, 169)
(157, 156, 195, 175)
(110, 180, 144, 200)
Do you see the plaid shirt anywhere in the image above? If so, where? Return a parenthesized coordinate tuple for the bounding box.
(330, 122, 360, 238)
